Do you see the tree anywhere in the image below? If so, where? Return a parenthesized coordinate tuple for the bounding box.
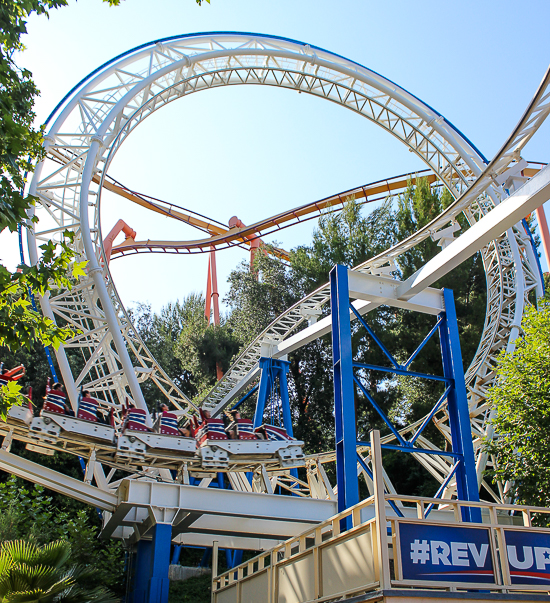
(0, 477, 125, 594)
(175, 294, 240, 400)
(226, 250, 300, 347)
(130, 300, 198, 405)
(132, 295, 240, 404)
(0, 539, 118, 602)
(287, 199, 400, 450)
(484, 300, 550, 510)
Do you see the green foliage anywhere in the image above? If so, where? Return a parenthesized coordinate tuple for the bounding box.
(226, 249, 299, 347)
(0, 233, 86, 352)
(174, 294, 240, 399)
(0, 478, 125, 594)
(0, 341, 52, 420)
(0, 380, 24, 420)
(291, 197, 396, 294)
(484, 300, 550, 510)
(0, 231, 86, 412)
(0, 539, 118, 602)
(168, 574, 211, 603)
(0, 0, 92, 418)
(0, 0, 63, 234)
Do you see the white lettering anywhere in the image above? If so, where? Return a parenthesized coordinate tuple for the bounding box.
(451, 542, 469, 566)
(507, 545, 534, 570)
(468, 543, 489, 567)
(534, 547, 550, 570)
(431, 540, 451, 565)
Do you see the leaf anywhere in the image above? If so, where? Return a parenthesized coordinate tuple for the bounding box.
(71, 260, 87, 280)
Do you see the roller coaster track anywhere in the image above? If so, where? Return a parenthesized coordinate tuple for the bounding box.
(25, 33, 550, 503)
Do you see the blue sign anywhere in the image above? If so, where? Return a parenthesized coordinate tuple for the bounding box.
(399, 522, 495, 583)
(505, 530, 550, 585)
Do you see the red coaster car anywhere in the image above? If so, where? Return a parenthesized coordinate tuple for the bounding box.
(29, 388, 115, 446)
(116, 408, 196, 461)
(195, 411, 305, 469)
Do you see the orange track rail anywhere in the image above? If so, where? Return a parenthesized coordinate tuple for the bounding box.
(105, 166, 543, 259)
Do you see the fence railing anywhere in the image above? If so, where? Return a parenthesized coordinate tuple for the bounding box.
(212, 431, 550, 603)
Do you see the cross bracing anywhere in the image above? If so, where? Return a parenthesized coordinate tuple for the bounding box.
(25, 33, 550, 502)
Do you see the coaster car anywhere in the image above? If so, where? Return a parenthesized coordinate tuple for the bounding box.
(195, 414, 305, 469)
(116, 409, 196, 461)
(29, 391, 116, 446)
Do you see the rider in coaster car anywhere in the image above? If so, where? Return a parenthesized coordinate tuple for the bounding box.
(50, 382, 75, 417)
(224, 409, 241, 439)
(153, 403, 170, 431)
(255, 425, 267, 440)
(178, 418, 192, 438)
(82, 390, 110, 425)
(120, 400, 136, 430)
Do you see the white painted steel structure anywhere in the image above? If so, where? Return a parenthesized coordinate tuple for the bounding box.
(25, 33, 550, 504)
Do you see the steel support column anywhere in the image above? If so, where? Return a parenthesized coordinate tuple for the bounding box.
(439, 289, 481, 522)
(131, 523, 171, 603)
(253, 357, 293, 436)
(330, 265, 360, 515)
(329, 266, 481, 522)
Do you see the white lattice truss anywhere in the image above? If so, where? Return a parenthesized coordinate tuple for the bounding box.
(27, 33, 550, 501)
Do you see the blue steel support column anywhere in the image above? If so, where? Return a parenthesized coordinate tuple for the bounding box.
(254, 358, 293, 435)
(276, 359, 293, 437)
(439, 288, 481, 523)
(132, 524, 171, 603)
(147, 523, 172, 603)
(132, 540, 152, 603)
(253, 357, 273, 429)
(330, 265, 359, 516)
(171, 545, 181, 565)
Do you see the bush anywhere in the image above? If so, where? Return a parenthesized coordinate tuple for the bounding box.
(0, 539, 118, 602)
(169, 574, 211, 603)
(0, 478, 125, 593)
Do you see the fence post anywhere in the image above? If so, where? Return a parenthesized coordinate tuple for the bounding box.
(371, 429, 391, 590)
(211, 541, 218, 603)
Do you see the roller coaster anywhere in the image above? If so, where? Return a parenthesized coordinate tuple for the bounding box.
(2, 31, 550, 602)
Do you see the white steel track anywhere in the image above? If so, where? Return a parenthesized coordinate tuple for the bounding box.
(26, 33, 550, 501)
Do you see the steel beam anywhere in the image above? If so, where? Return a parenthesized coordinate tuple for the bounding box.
(0, 449, 117, 511)
(274, 277, 443, 362)
(347, 272, 444, 315)
(118, 479, 335, 523)
(123, 528, 281, 551)
(214, 364, 260, 417)
(398, 164, 550, 300)
(101, 479, 337, 544)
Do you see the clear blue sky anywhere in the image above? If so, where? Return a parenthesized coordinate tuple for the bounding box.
(3, 0, 550, 313)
